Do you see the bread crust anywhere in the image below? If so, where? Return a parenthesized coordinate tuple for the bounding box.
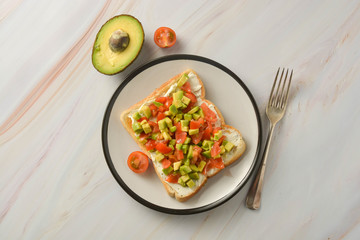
(120, 69, 246, 201)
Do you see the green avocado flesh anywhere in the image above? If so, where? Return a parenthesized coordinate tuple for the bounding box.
(92, 15, 144, 75)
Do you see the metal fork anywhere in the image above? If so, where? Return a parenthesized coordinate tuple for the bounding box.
(246, 68, 293, 210)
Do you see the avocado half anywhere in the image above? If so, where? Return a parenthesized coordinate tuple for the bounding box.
(92, 15, 144, 75)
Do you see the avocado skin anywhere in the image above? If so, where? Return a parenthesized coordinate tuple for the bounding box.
(91, 14, 144, 75)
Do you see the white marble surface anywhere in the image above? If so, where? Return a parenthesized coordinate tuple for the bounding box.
(1, 0, 360, 239)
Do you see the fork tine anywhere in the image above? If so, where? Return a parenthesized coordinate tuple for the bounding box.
(281, 69, 293, 108)
(268, 68, 280, 107)
(273, 68, 284, 107)
(277, 69, 289, 108)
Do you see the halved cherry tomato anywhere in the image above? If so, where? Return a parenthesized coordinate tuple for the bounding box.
(127, 151, 149, 173)
(211, 141, 221, 157)
(154, 27, 176, 48)
(166, 172, 181, 183)
(162, 159, 172, 169)
(155, 142, 172, 154)
(145, 139, 156, 151)
(175, 131, 187, 144)
(181, 81, 192, 93)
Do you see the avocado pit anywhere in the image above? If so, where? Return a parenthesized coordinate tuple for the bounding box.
(109, 29, 129, 52)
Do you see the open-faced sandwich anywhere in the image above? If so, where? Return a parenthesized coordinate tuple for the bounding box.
(120, 69, 246, 202)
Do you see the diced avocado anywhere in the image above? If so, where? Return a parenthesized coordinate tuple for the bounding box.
(201, 150, 211, 158)
(132, 112, 141, 121)
(164, 117, 173, 128)
(193, 113, 201, 120)
(173, 91, 184, 108)
(169, 104, 177, 115)
(162, 131, 171, 141)
(142, 123, 152, 134)
(189, 172, 199, 180)
(170, 126, 177, 132)
(184, 137, 191, 145)
(187, 145, 194, 159)
(184, 113, 192, 121)
(176, 113, 183, 120)
(180, 174, 190, 183)
(202, 140, 214, 150)
(189, 129, 199, 136)
(140, 119, 147, 126)
(187, 106, 200, 115)
(150, 133, 159, 140)
(169, 145, 174, 151)
(186, 179, 195, 188)
(198, 161, 207, 172)
(179, 168, 186, 176)
(225, 141, 235, 152)
(178, 177, 186, 187)
(173, 161, 181, 171)
(181, 144, 189, 154)
(176, 143, 182, 150)
(181, 96, 191, 106)
(139, 138, 147, 144)
(190, 164, 199, 172)
(198, 108, 205, 118)
(222, 140, 229, 146)
(183, 158, 190, 166)
(180, 165, 192, 174)
(214, 130, 223, 141)
(155, 152, 164, 162)
(177, 73, 189, 87)
(173, 117, 180, 123)
(169, 139, 176, 146)
(162, 166, 173, 175)
(158, 119, 167, 131)
(140, 105, 151, 118)
(181, 126, 189, 132)
(181, 120, 189, 132)
(220, 145, 226, 154)
(132, 122, 143, 133)
(153, 101, 163, 107)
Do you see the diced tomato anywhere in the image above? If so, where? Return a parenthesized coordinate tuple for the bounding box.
(200, 103, 217, 123)
(175, 149, 184, 161)
(182, 102, 194, 113)
(139, 132, 150, 139)
(175, 122, 182, 133)
(157, 112, 166, 122)
(162, 159, 172, 169)
(185, 92, 197, 104)
(158, 105, 167, 112)
(145, 139, 156, 151)
(191, 146, 203, 164)
(216, 135, 226, 145)
(191, 131, 203, 145)
(164, 97, 173, 109)
(165, 172, 181, 183)
(168, 155, 177, 162)
(211, 158, 225, 169)
(210, 141, 221, 158)
(175, 131, 187, 144)
(155, 97, 167, 104)
(148, 120, 160, 133)
(137, 116, 149, 122)
(155, 142, 172, 154)
(213, 127, 222, 134)
(180, 81, 192, 93)
(149, 104, 158, 117)
(202, 123, 212, 140)
(190, 119, 204, 129)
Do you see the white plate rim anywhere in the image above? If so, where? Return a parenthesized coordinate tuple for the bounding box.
(102, 54, 262, 215)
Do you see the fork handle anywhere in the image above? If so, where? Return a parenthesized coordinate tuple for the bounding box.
(246, 123, 275, 210)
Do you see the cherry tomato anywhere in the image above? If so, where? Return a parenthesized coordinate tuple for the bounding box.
(154, 27, 176, 48)
(127, 151, 149, 173)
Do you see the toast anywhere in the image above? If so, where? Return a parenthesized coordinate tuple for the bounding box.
(120, 69, 246, 201)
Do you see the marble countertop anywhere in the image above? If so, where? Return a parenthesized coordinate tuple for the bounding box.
(1, 0, 360, 239)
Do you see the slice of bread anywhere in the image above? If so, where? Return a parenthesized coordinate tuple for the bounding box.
(120, 69, 246, 201)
